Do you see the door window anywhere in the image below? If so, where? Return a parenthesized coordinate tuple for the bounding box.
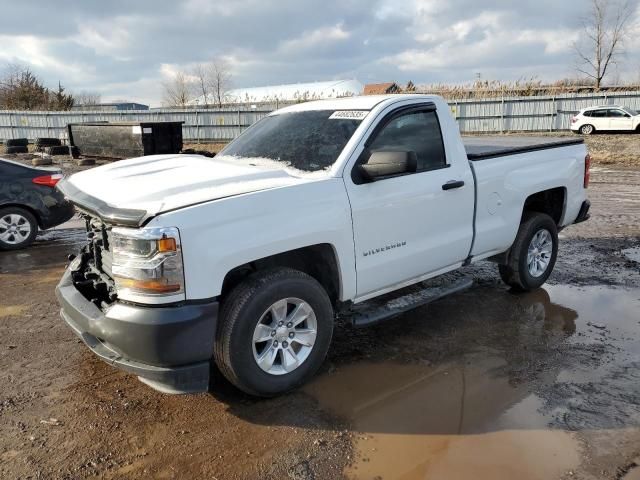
(367, 110, 447, 173)
(607, 109, 629, 118)
(590, 110, 607, 117)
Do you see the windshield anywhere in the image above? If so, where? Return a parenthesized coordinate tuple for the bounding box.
(219, 110, 366, 172)
(624, 107, 638, 115)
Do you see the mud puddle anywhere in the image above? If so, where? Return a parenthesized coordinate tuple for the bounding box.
(306, 285, 640, 480)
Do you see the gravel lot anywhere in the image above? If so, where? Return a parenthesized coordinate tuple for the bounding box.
(0, 141, 639, 479)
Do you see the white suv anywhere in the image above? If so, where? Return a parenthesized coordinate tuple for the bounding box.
(571, 105, 640, 135)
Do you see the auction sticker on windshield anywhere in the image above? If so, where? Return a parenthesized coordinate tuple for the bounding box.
(329, 110, 369, 120)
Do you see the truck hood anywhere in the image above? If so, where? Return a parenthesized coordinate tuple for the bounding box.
(58, 154, 320, 226)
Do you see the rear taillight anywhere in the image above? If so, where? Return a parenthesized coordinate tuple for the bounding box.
(584, 154, 591, 188)
(32, 173, 63, 187)
(571, 116, 578, 124)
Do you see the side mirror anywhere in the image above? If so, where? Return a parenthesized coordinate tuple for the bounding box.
(358, 150, 418, 182)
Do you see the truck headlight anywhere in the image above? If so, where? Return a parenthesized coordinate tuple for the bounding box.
(111, 226, 185, 304)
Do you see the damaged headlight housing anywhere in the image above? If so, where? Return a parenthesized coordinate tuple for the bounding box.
(111, 226, 185, 304)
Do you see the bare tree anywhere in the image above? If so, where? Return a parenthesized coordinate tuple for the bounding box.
(574, 0, 634, 89)
(75, 91, 101, 106)
(190, 59, 232, 107)
(162, 71, 192, 107)
(191, 63, 211, 106)
(209, 58, 232, 108)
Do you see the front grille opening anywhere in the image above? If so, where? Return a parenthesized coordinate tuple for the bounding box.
(71, 214, 117, 309)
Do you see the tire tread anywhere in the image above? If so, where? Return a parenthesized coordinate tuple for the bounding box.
(214, 267, 332, 396)
(499, 212, 558, 291)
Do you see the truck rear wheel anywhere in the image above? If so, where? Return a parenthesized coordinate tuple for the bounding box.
(498, 212, 558, 292)
(214, 268, 334, 396)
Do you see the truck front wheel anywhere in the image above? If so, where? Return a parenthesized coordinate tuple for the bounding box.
(214, 268, 334, 396)
(498, 212, 558, 291)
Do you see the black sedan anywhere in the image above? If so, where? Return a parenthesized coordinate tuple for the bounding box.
(0, 158, 75, 250)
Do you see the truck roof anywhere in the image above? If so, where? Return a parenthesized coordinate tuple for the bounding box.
(273, 94, 441, 114)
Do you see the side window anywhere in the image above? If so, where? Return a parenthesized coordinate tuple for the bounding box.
(608, 109, 628, 118)
(583, 111, 592, 117)
(367, 110, 446, 172)
(591, 110, 607, 118)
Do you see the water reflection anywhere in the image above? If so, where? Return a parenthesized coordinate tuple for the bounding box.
(301, 285, 639, 480)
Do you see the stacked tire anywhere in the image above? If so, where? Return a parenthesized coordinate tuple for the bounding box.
(4, 138, 29, 154)
(43, 145, 70, 156)
(35, 138, 61, 152)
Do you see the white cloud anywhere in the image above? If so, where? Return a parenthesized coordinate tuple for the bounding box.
(279, 23, 351, 54)
(1, 0, 638, 106)
(380, 9, 582, 74)
(182, 0, 263, 17)
(72, 17, 137, 60)
(0, 35, 93, 81)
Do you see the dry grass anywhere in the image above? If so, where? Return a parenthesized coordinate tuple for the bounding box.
(477, 132, 640, 167)
(582, 134, 640, 167)
(415, 79, 640, 100)
(182, 142, 227, 154)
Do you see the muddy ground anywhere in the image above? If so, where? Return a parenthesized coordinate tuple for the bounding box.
(1, 165, 639, 479)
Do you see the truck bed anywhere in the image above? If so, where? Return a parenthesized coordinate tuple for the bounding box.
(464, 136, 584, 161)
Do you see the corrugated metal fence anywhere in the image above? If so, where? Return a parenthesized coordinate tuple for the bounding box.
(0, 105, 277, 142)
(450, 90, 640, 132)
(3, 91, 640, 142)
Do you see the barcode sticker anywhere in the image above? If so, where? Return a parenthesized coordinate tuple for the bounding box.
(132, 126, 142, 134)
(329, 110, 369, 120)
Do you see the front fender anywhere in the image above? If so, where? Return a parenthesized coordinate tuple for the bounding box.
(148, 179, 357, 302)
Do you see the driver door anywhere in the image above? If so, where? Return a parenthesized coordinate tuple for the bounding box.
(344, 105, 475, 300)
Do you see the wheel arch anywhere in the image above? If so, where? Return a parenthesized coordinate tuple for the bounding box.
(221, 243, 342, 307)
(522, 187, 566, 226)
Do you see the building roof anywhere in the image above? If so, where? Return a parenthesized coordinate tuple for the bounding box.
(71, 102, 149, 111)
(363, 82, 400, 95)
(190, 79, 363, 105)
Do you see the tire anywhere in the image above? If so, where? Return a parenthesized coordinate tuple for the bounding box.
(181, 149, 215, 158)
(44, 145, 69, 155)
(0, 207, 38, 250)
(35, 137, 61, 147)
(32, 157, 53, 166)
(5, 138, 28, 147)
(214, 268, 334, 396)
(5, 146, 28, 154)
(579, 124, 595, 135)
(498, 212, 558, 292)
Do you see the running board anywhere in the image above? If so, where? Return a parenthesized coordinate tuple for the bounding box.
(349, 277, 474, 328)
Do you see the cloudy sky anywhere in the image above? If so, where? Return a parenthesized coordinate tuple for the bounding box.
(2, 0, 639, 106)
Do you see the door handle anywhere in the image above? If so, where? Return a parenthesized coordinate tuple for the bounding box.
(442, 180, 465, 191)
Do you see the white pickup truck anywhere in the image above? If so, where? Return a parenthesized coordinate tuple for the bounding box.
(56, 95, 591, 396)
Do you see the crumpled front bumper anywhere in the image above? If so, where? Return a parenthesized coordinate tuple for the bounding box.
(55, 267, 218, 394)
